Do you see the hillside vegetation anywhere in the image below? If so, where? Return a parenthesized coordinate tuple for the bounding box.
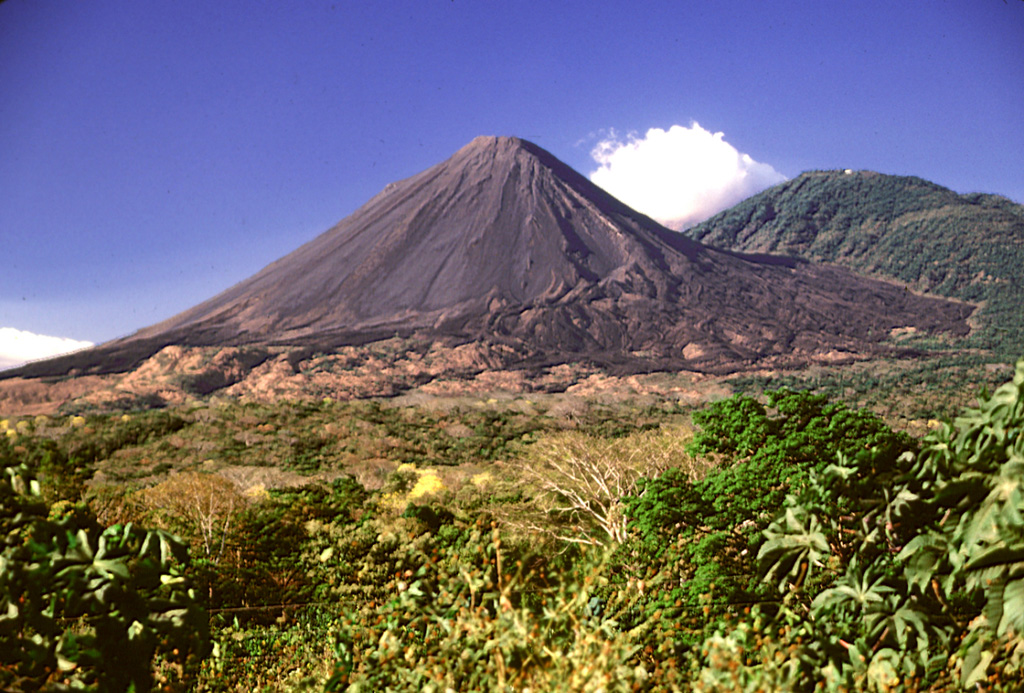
(3, 360, 1024, 690)
(687, 170, 1024, 357)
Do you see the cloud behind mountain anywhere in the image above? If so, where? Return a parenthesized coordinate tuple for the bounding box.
(589, 123, 786, 230)
(0, 327, 93, 370)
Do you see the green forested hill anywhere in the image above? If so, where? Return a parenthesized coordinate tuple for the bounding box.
(687, 170, 1024, 356)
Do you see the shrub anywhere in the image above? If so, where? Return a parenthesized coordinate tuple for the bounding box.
(325, 534, 673, 692)
(0, 464, 209, 692)
(142, 472, 246, 565)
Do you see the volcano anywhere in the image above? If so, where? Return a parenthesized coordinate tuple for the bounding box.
(7, 136, 972, 379)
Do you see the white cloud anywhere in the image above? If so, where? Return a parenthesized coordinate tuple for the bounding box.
(0, 327, 93, 371)
(589, 123, 787, 230)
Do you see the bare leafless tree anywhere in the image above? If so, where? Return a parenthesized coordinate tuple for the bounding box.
(510, 427, 705, 547)
(143, 471, 244, 564)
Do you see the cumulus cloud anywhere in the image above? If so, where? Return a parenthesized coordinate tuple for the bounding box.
(589, 123, 787, 230)
(0, 327, 93, 371)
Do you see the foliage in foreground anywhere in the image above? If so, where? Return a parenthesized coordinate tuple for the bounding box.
(5, 361, 1024, 691)
(324, 534, 664, 692)
(710, 360, 1024, 690)
(0, 463, 208, 692)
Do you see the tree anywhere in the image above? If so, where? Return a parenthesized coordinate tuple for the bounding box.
(512, 430, 693, 546)
(143, 472, 244, 565)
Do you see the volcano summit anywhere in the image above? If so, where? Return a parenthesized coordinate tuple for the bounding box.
(8, 136, 972, 380)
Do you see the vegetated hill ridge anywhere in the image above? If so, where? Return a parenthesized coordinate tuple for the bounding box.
(5, 138, 972, 382)
(687, 170, 1024, 355)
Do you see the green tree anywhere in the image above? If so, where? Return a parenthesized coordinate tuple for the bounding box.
(624, 389, 913, 619)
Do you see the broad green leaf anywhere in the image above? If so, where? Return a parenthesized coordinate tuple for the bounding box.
(91, 558, 130, 580)
(964, 544, 1024, 574)
(961, 646, 994, 688)
(898, 533, 948, 593)
(759, 506, 830, 592)
(62, 528, 95, 564)
(983, 574, 1006, 631)
(996, 575, 1024, 636)
(866, 648, 901, 690)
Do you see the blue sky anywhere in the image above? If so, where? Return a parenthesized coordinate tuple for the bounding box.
(1, 0, 1022, 367)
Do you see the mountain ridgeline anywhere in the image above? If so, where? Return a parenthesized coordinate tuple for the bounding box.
(6, 139, 974, 382)
(687, 170, 1024, 356)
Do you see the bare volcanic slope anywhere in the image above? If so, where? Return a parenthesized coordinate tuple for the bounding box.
(7, 137, 972, 380)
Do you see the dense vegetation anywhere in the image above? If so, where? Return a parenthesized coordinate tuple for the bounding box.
(3, 360, 1024, 690)
(687, 170, 1024, 357)
(1, 465, 207, 691)
(730, 353, 1015, 427)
